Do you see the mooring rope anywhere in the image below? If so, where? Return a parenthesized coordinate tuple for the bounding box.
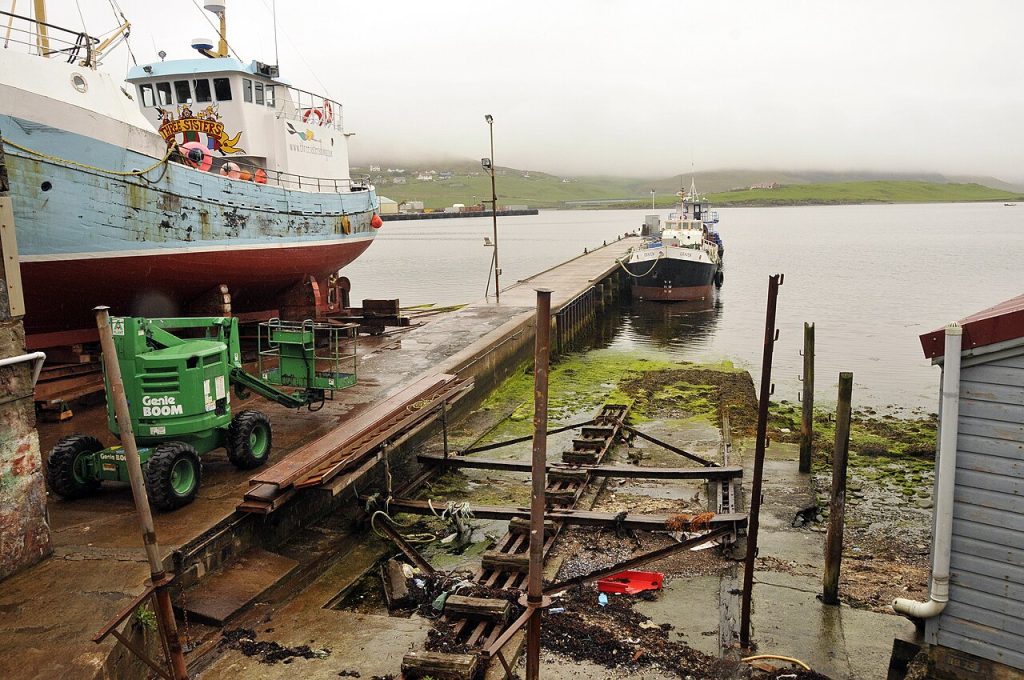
(2, 137, 174, 177)
(616, 250, 664, 278)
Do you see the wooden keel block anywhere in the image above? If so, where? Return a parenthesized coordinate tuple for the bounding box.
(402, 651, 478, 680)
(581, 425, 616, 438)
(572, 438, 605, 451)
(508, 517, 556, 536)
(547, 468, 588, 484)
(444, 595, 512, 622)
(562, 451, 599, 465)
(545, 489, 578, 505)
(381, 558, 412, 610)
(481, 550, 529, 573)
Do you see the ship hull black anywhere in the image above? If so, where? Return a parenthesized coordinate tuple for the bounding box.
(627, 256, 719, 302)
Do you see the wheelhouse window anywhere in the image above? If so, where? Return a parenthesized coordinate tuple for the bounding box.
(156, 82, 172, 106)
(173, 80, 191, 104)
(254, 82, 264, 105)
(139, 83, 155, 107)
(213, 77, 232, 101)
(265, 85, 275, 107)
(193, 78, 212, 103)
(243, 78, 253, 103)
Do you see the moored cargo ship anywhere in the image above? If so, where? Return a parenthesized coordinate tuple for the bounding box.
(0, 2, 380, 347)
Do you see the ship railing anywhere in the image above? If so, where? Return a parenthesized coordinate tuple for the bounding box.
(170, 147, 371, 194)
(0, 10, 99, 65)
(280, 86, 344, 132)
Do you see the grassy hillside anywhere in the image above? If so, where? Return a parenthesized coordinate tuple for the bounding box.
(707, 181, 1023, 206)
(360, 166, 1023, 210)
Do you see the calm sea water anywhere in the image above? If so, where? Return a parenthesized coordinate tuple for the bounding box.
(344, 204, 1023, 412)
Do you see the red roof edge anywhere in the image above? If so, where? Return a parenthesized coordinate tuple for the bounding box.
(920, 293, 1024, 359)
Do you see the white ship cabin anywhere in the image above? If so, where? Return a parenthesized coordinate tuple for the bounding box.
(660, 192, 717, 248)
(127, 57, 361, 193)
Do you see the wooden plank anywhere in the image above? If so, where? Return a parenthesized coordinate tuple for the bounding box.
(956, 469, 1024, 498)
(481, 551, 529, 574)
(958, 417, 1024, 441)
(444, 595, 511, 622)
(961, 363, 1024, 388)
(957, 435, 1024, 462)
(249, 374, 453, 487)
(507, 517, 556, 537)
(948, 583, 1024, 619)
(953, 524, 1024, 553)
(959, 398, 1024, 426)
(402, 651, 478, 680)
(561, 451, 598, 465)
(934, 631, 1024, 677)
(382, 558, 412, 610)
(960, 380, 1024, 406)
(953, 485, 1024, 515)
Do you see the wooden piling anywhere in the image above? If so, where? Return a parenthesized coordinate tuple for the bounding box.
(799, 322, 815, 473)
(822, 371, 853, 605)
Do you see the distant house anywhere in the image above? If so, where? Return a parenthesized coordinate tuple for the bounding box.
(369, 164, 381, 172)
(439, 171, 454, 180)
(416, 173, 433, 181)
(521, 172, 531, 178)
(392, 176, 407, 184)
(750, 182, 779, 190)
(400, 200, 424, 213)
(378, 196, 399, 215)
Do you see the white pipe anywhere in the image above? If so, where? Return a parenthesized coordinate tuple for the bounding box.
(893, 322, 962, 619)
(0, 350, 46, 389)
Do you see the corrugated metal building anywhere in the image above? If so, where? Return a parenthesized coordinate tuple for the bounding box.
(915, 293, 1024, 677)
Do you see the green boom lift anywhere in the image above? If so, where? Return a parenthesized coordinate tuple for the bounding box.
(46, 316, 357, 511)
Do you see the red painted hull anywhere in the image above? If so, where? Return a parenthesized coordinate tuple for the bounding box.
(21, 239, 374, 339)
(632, 283, 715, 302)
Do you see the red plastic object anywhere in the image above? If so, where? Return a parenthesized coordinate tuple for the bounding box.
(597, 570, 664, 595)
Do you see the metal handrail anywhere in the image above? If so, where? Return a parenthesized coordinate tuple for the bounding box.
(1, 10, 98, 64)
(169, 146, 371, 195)
(280, 85, 344, 131)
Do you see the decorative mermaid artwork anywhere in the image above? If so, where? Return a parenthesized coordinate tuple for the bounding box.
(156, 102, 245, 154)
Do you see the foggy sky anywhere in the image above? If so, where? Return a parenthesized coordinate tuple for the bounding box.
(59, 1, 1024, 182)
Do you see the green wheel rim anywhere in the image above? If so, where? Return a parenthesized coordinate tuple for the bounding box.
(72, 452, 92, 487)
(170, 458, 196, 495)
(249, 424, 269, 459)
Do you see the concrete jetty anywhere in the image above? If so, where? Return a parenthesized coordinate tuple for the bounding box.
(0, 236, 639, 679)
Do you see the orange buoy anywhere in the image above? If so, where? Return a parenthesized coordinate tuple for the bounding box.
(370, 213, 383, 229)
(180, 141, 212, 172)
(254, 168, 267, 184)
(219, 162, 241, 180)
(239, 170, 252, 181)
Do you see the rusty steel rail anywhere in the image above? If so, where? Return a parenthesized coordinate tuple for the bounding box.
(418, 452, 742, 480)
(396, 403, 629, 676)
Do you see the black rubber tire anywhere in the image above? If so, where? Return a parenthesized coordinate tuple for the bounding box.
(226, 409, 273, 469)
(47, 434, 103, 499)
(714, 270, 724, 287)
(143, 442, 201, 512)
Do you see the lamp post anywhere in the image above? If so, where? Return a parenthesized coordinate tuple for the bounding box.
(483, 114, 500, 302)
(651, 188, 655, 210)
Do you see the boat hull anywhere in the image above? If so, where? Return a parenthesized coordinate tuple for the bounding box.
(625, 250, 718, 302)
(1, 114, 379, 337)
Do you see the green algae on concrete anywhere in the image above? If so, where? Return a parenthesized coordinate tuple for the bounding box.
(474, 350, 753, 441)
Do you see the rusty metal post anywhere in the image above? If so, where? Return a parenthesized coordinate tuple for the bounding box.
(739, 274, 783, 649)
(799, 322, 815, 473)
(95, 307, 189, 680)
(527, 288, 552, 679)
(823, 372, 853, 605)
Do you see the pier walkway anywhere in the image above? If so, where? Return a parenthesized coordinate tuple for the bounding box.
(0, 235, 639, 679)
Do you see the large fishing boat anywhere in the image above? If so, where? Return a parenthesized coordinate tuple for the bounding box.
(0, 1, 380, 346)
(620, 181, 724, 302)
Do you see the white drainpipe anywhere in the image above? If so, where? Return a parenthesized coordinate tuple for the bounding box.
(893, 322, 962, 620)
(0, 351, 47, 390)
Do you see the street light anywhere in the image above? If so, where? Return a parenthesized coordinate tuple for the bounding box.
(650, 188, 655, 210)
(484, 114, 500, 302)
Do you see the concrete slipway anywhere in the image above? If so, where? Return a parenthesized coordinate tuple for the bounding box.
(0, 236, 639, 679)
(0, 233, 917, 680)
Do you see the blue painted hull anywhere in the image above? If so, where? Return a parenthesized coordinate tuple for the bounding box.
(1, 115, 379, 336)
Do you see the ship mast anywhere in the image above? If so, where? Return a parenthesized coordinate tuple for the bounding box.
(32, 0, 50, 57)
(195, 1, 230, 58)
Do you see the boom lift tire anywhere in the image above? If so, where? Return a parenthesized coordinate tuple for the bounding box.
(47, 434, 104, 499)
(144, 442, 201, 511)
(227, 409, 272, 469)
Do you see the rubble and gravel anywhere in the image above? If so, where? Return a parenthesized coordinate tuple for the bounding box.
(220, 628, 330, 664)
